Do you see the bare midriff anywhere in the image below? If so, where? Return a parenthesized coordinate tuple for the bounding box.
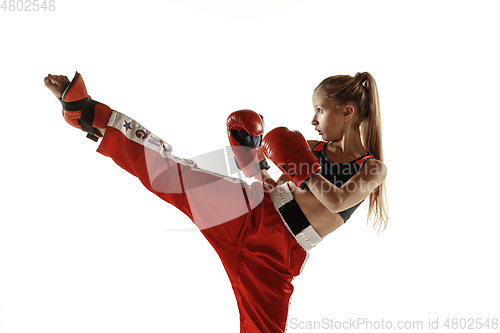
(288, 181, 345, 238)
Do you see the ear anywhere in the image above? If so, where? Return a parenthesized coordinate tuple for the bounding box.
(343, 104, 356, 121)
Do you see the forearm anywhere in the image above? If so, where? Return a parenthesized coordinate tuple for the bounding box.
(258, 169, 277, 189)
(304, 173, 342, 213)
(305, 169, 382, 214)
(276, 172, 290, 186)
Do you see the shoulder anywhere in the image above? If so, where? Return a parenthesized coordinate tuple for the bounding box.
(363, 158, 387, 181)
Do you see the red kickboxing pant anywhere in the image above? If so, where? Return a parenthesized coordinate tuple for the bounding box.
(96, 111, 322, 332)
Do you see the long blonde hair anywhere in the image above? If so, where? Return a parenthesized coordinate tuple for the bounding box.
(314, 72, 389, 233)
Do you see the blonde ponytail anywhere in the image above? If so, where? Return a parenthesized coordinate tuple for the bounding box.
(314, 72, 389, 233)
(361, 73, 388, 233)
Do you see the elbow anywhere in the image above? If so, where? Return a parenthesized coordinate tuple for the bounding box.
(326, 195, 343, 214)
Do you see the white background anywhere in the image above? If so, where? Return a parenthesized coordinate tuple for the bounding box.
(1, 0, 499, 332)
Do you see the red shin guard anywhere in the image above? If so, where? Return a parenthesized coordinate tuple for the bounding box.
(60, 72, 112, 142)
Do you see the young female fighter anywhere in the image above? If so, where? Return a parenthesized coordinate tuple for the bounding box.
(44, 71, 387, 333)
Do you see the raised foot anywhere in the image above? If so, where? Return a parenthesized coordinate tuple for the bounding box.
(44, 74, 70, 100)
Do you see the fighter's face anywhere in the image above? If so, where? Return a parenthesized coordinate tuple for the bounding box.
(311, 90, 346, 142)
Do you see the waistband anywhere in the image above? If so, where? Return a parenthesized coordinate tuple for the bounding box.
(269, 183, 323, 252)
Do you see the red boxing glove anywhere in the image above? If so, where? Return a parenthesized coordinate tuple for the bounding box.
(262, 127, 321, 189)
(60, 72, 112, 142)
(226, 109, 270, 177)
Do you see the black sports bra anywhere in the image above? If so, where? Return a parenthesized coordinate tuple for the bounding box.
(311, 141, 375, 222)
